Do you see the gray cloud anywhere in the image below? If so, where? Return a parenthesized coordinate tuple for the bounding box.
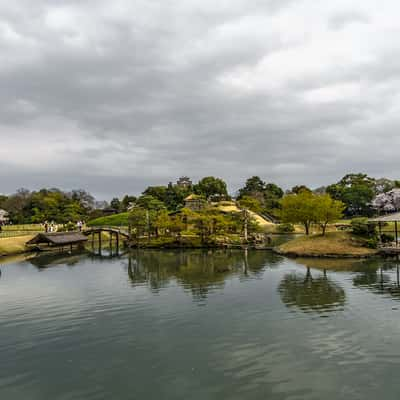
(1, 0, 400, 199)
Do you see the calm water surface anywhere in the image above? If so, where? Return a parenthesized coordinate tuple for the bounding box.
(1, 250, 400, 399)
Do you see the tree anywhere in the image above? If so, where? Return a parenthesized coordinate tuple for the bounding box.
(281, 192, 344, 235)
(372, 188, 400, 213)
(194, 176, 228, 200)
(314, 195, 345, 235)
(238, 176, 266, 199)
(136, 195, 166, 211)
(121, 195, 137, 211)
(326, 173, 376, 217)
(110, 198, 121, 211)
(128, 207, 148, 241)
(237, 196, 262, 213)
(142, 186, 167, 204)
(264, 183, 284, 211)
(281, 191, 316, 235)
(164, 182, 191, 211)
(291, 185, 312, 194)
(0, 195, 8, 209)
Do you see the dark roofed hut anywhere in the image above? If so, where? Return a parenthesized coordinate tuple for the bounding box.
(26, 232, 88, 252)
(370, 212, 400, 250)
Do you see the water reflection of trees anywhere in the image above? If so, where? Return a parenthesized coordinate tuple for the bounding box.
(352, 259, 400, 300)
(278, 267, 346, 313)
(289, 257, 400, 302)
(127, 250, 279, 299)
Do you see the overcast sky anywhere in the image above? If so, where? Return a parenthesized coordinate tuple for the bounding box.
(1, 0, 400, 199)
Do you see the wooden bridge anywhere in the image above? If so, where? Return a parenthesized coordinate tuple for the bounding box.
(83, 226, 131, 249)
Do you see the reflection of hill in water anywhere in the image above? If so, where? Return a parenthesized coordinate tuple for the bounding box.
(127, 250, 280, 299)
(278, 268, 346, 313)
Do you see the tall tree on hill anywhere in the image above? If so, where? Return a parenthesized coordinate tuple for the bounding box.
(291, 185, 312, 194)
(238, 176, 266, 199)
(142, 186, 168, 204)
(194, 176, 228, 200)
(110, 197, 121, 211)
(121, 195, 137, 211)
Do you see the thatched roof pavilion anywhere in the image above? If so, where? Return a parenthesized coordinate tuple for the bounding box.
(370, 212, 400, 223)
(370, 213, 400, 248)
(26, 232, 88, 248)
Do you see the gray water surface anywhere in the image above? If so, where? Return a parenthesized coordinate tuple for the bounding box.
(1, 250, 400, 399)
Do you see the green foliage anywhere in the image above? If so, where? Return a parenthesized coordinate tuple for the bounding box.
(237, 176, 283, 216)
(128, 207, 148, 238)
(364, 238, 378, 249)
(3, 188, 94, 224)
(110, 197, 121, 211)
(291, 185, 312, 194)
(237, 196, 262, 213)
(277, 223, 295, 233)
(0, 195, 8, 208)
(194, 176, 228, 200)
(350, 218, 377, 238)
(165, 183, 190, 210)
(380, 233, 394, 243)
(136, 195, 166, 211)
(142, 186, 168, 203)
(327, 173, 376, 217)
(121, 195, 136, 211)
(281, 192, 344, 235)
(87, 212, 130, 227)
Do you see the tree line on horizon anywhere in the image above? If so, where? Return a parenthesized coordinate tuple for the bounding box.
(2, 173, 400, 225)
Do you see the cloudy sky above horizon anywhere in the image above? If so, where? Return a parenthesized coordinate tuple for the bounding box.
(1, 0, 400, 199)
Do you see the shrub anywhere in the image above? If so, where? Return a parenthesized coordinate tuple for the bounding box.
(276, 223, 295, 233)
(351, 218, 377, 238)
(364, 238, 378, 249)
(380, 233, 394, 243)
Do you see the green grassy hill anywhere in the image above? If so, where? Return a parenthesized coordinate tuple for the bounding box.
(87, 212, 130, 227)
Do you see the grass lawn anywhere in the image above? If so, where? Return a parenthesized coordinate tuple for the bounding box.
(0, 235, 34, 257)
(276, 231, 377, 257)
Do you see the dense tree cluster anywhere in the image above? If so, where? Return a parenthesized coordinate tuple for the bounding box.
(3, 172, 400, 225)
(0, 188, 95, 224)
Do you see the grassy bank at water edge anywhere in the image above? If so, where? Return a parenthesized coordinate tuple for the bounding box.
(0, 235, 34, 257)
(275, 232, 378, 258)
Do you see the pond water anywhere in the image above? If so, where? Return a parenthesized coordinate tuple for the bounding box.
(1, 250, 400, 399)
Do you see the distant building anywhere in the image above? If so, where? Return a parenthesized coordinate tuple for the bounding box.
(184, 194, 206, 211)
(176, 176, 193, 189)
(0, 209, 9, 225)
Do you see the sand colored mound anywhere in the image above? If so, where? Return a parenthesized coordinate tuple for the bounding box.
(214, 201, 275, 228)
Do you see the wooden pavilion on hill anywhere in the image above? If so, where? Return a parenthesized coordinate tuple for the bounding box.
(184, 194, 207, 211)
(370, 212, 400, 248)
(26, 232, 88, 252)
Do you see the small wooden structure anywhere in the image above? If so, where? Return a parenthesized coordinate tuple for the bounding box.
(184, 194, 206, 211)
(26, 232, 88, 251)
(370, 212, 400, 248)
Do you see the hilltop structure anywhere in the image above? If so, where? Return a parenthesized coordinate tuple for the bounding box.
(176, 176, 193, 189)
